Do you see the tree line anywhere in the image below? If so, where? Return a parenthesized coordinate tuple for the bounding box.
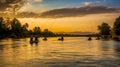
(1, 16, 120, 39)
(98, 16, 120, 40)
(0, 17, 56, 39)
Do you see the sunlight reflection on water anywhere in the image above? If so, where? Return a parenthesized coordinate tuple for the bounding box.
(0, 37, 120, 67)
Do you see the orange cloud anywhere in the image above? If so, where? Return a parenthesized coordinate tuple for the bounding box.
(33, 0, 43, 2)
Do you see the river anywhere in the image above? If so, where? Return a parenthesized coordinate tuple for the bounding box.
(0, 37, 120, 67)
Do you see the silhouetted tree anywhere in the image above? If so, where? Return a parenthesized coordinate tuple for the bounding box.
(113, 16, 120, 35)
(10, 18, 23, 38)
(33, 27, 41, 36)
(22, 23, 29, 37)
(98, 22, 111, 35)
(0, 17, 56, 39)
(28, 30, 33, 35)
(42, 29, 55, 37)
(0, 17, 9, 38)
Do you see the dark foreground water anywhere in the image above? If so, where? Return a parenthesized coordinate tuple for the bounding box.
(0, 37, 120, 67)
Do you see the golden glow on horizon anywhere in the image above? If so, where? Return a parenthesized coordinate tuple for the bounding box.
(19, 13, 119, 32)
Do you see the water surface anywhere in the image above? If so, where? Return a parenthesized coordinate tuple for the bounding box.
(0, 37, 120, 67)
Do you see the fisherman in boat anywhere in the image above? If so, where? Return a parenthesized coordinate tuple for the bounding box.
(30, 35, 39, 44)
(30, 35, 34, 44)
(96, 36, 100, 40)
(61, 36, 64, 40)
(30, 35, 33, 41)
(35, 35, 39, 42)
(88, 36, 92, 40)
(43, 37, 47, 41)
(58, 36, 64, 41)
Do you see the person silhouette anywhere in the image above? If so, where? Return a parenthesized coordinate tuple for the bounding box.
(61, 36, 64, 40)
(30, 35, 33, 41)
(35, 35, 38, 42)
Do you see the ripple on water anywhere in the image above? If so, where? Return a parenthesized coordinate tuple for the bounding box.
(0, 37, 120, 67)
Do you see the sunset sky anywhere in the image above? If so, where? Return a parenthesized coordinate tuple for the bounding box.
(0, 0, 120, 32)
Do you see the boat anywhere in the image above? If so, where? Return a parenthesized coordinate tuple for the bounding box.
(88, 37, 92, 41)
(96, 37, 100, 40)
(30, 40, 39, 44)
(43, 37, 47, 41)
(58, 38, 64, 41)
(58, 36, 64, 41)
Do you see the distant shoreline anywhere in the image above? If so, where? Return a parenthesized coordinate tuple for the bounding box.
(0, 35, 99, 39)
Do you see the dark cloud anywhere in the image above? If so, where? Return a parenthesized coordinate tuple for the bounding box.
(2, 5, 119, 18)
(0, 0, 27, 11)
(40, 6, 120, 18)
(16, 12, 39, 18)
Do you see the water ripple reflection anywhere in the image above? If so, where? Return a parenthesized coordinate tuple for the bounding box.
(0, 37, 120, 67)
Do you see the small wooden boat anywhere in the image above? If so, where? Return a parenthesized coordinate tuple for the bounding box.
(96, 37, 100, 40)
(43, 37, 47, 41)
(58, 38, 64, 41)
(30, 40, 39, 44)
(88, 37, 92, 41)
